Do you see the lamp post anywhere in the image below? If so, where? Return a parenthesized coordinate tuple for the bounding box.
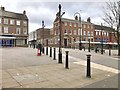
(58, 4, 65, 63)
(101, 23, 103, 54)
(88, 32, 90, 52)
(74, 12, 82, 50)
(42, 20, 45, 54)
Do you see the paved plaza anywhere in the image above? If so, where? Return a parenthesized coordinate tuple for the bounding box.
(0, 47, 119, 89)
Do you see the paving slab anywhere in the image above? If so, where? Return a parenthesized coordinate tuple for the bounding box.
(1, 47, 118, 88)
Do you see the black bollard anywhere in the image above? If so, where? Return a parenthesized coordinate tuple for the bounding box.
(53, 48, 56, 60)
(46, 47, 48, 55)
(109, 48, 111, 56)
(86, 54, 91, 78)
(50, 47, 52, 57)
(65, 51, 69, 69)
(42, 47, 44, 54)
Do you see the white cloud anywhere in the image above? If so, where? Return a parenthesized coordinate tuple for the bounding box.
(0, 1, 109, 32)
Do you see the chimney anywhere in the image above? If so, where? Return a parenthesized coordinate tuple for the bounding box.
(75, 16, 78, 20)
(23, 10, 26, 15)
(0, 6, 5, 11)
(87, 17, 91, 23)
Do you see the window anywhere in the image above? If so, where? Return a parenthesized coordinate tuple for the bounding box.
(16, 20, 20, 25)
(74, 23, 76, 27)
(96, 31, 98, 36)
(10, 19, 15, 25)
(16, 40, 25, 45)
(16, 28, 21, 34)
(70, 22, 72, 26)
(4, 18, 8, 24)
(74, 38, 76, 42)
(88, 31, 90, 36)
(78, 29, 81, 35)
(84, 31, 86, 35)
(4, 27, 8, 33)
(23, 21, 27, 26)
(23, 28, 27, 34)
(74, 30, 76, 35)
(104, 32, 106, 36)
(91, 32, 93, 36)
(88, 25, 90, 28)
(54, 30, 56, 35)
(70, 30, 72, 35)
(99, 32, 101, 36)
(69, 38, 71, 43)
(64, 29, 67, 34)
(106, 32, 109, 36)
(84, 24, 86, 28)
(0, 18, 1, 23)
(65, 22, 67, 26)
(98, 32, 100, 36)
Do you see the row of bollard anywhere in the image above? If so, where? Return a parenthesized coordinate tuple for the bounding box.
(45, 46, 91, 78)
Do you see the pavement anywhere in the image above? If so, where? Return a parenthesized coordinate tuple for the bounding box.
(0, 47, 119, 89)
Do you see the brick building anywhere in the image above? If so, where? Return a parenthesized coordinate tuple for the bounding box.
(94, 24, 115, 48)
(81, 17, 94, 48)
(36, 28, 52, 46)
(0, 6, 28, 47)
(53, 14, 94, 48)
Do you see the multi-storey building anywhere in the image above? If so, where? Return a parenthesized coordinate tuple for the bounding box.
(0, 6, 28, 47)
(53, 14, 94, 48)
(36, 28, 52, 46)
(28, 31, 37, 48)
(81, 17, 94, 48)
(94, 24, 114, 48)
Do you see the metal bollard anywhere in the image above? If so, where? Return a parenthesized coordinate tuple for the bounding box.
(86, 54, 91, 78)
(50, 47, 52, 57)
(42, 47, 44, 54)
(65, 51, 69, 69)
(109, 48, 111, 56)
(53, 48, 56, 60)
(46, 47, 48, 55)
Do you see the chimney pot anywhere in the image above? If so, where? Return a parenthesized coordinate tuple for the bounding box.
(23, 10, 26, 14)
(87, 17, 91, 22)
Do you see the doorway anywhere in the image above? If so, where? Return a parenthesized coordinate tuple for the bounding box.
(64, 39, 67, 48)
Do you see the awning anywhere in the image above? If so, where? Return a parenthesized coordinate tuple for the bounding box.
(0, 36, 16, 39)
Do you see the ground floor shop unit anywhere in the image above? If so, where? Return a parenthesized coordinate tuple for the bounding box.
(0, 35, 28, 47)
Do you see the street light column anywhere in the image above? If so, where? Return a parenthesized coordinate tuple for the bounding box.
(42, 20, 45, 54)
(101, 24, 103, 54)
(74, 12, 82, 50)
(58, 4, 62, 63)
(88, 33, 90, 52)
(79, 15, 82, 50)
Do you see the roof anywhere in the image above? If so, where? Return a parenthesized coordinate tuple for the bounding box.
(94, 25, 114, 32)
(36, 28, 50, 31)
(62, 18, 93, 24)
(0, 9, 28, 20)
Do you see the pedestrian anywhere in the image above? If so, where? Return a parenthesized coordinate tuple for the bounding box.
(95, 47, 98, 53)
(83, 46, 85, 51)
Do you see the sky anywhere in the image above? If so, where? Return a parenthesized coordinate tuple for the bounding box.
(0, 0, 111, 33)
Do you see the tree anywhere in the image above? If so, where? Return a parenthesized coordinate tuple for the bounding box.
(103, 1, 120, 56)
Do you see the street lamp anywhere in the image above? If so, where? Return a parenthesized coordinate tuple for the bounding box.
(58, 4, 65, 63)
(88, 32, 90, 52)
(42, 20, 45, 54)
(101, 23, 103, 54)
(74, 12, 82, 50)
